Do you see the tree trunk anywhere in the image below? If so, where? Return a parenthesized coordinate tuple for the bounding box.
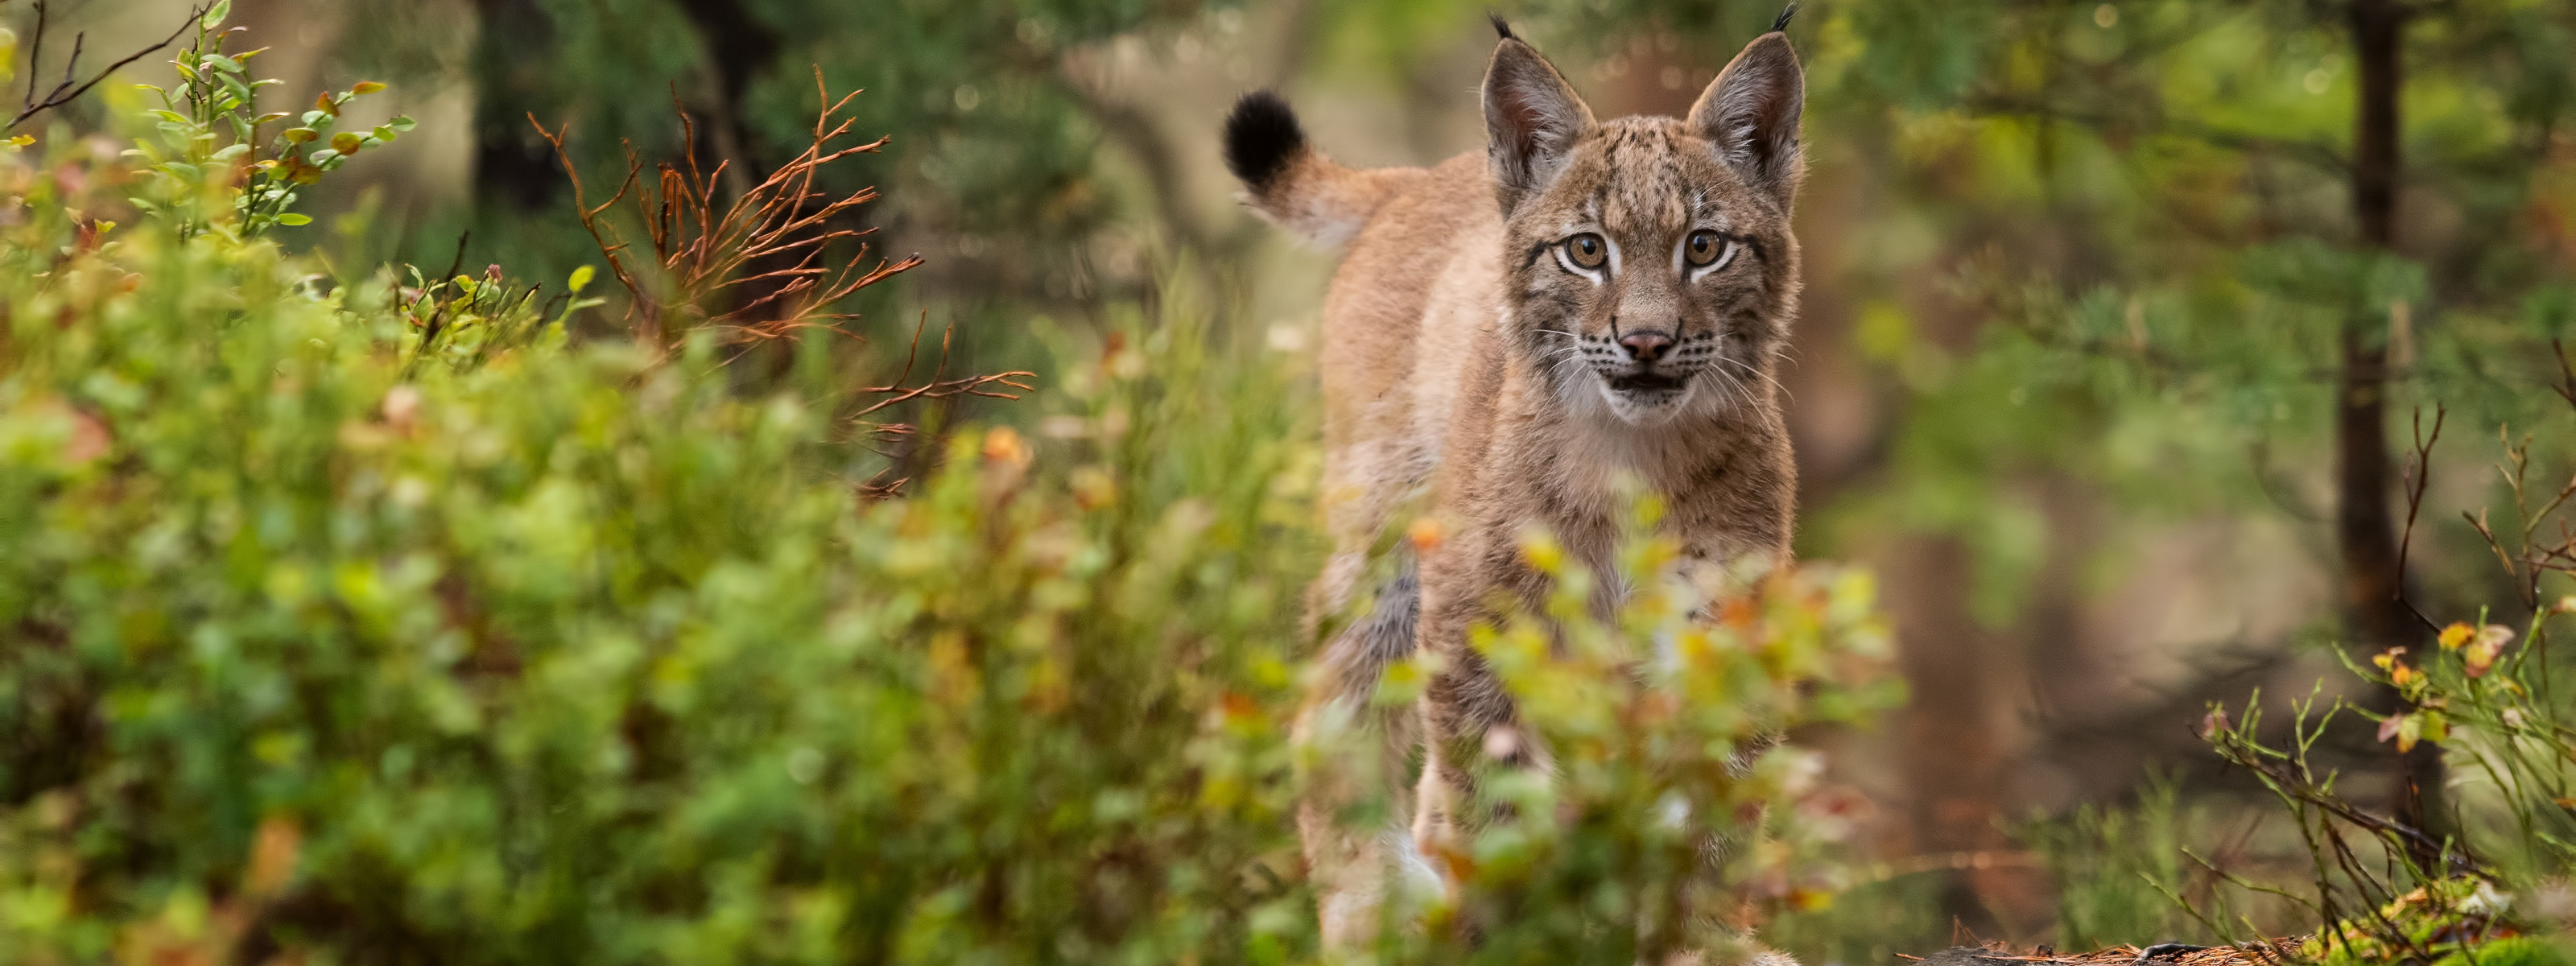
(469, 0, 565, 212)
(2343, 0, 2446, 865)
(1886, 538, 2013, 939)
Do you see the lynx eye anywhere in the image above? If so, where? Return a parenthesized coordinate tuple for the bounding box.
(1684, 230, 1726, 266)
(1564, 233, 1608, 270)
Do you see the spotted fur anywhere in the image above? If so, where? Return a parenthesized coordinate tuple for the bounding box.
(1245, 24, 1808, 956)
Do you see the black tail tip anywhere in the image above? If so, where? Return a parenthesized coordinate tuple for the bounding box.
(1223, 89, 1305, 192)
(1488, 11, 1516, 40)
(1770, 2, 1798, 34)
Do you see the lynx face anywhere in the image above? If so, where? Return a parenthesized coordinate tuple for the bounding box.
(1483, 31, 1804, 427)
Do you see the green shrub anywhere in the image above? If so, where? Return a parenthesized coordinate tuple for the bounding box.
(0, 135, 1329, 960)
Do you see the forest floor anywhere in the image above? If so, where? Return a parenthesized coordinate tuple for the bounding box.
(1911, 942, 2285, 966)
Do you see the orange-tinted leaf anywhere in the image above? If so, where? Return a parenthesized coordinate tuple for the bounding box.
(1406, 516, 1444, 554)
(2438, 622, 2474, 650)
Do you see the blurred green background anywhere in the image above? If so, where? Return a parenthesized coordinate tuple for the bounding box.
(21, 0, 2576, 959)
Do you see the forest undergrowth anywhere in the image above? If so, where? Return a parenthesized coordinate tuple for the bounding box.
(3, 6, 2576, 965)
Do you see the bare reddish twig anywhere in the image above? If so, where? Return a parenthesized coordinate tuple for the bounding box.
(530, 68, 1035, 497)
(530, 68, 919, 347)
(852, 314, 1036, 421)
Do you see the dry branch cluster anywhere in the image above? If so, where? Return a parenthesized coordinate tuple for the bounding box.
(530, 72, 914, 345)
(530, 68, 1032, 470)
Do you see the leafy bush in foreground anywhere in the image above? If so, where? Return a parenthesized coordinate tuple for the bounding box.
(0, 142, 1325, 960)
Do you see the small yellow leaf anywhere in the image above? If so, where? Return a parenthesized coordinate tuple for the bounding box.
(2438, 622, 2473, 650)
(1519, 531, 1565, 574)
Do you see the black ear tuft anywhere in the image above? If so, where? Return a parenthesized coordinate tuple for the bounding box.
(1488, 11, 1515, 40)
(1223, 90, 1306, 193)
(1770, 2, 1798, 34)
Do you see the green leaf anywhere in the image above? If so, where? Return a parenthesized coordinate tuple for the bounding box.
(387, 115, 417, 132)
(568, 265, 596, 295)
(373, 125, 398, 142)
(200, 0, 232, 28)
(274, 213, 312, 226)
(211, 142, 250, 161)
(149, 109, 188, 123)
(280, 128, 316, 143)
(328, 132, 361, 154)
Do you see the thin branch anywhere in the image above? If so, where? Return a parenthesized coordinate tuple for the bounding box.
(2392, 406, 2446, 632)
(7, 3, 206, 131)
(852, 320, 1035, 419)
(23, 0, 47, 111)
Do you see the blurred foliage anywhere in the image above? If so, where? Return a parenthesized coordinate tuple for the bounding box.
(1776, 0, 2576, 615)
(0, 128, 1329, 962)
(128, 8, 415, 240)
(1321, 524, 1902, 964)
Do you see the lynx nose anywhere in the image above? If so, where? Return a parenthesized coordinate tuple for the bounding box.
(1618, 329, 1674, 364)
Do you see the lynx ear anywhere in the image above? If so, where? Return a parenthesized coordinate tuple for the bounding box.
(1688, 31, 1805, 207)
(1482, 33, 1596, 214)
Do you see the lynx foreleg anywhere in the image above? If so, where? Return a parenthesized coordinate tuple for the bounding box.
(1298, 565, 1444, 953)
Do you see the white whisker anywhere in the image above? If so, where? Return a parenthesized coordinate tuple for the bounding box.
(1716, 354, 1790, 402)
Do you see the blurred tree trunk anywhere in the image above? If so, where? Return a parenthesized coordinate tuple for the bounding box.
(673, 0, 778, 195)
(1886, 538, 2013, 939)
(2340, 0, 2446, 861)
(469, 0, 563, 211)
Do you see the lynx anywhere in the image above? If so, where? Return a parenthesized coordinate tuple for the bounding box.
(1225, 14, 1807, 954)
